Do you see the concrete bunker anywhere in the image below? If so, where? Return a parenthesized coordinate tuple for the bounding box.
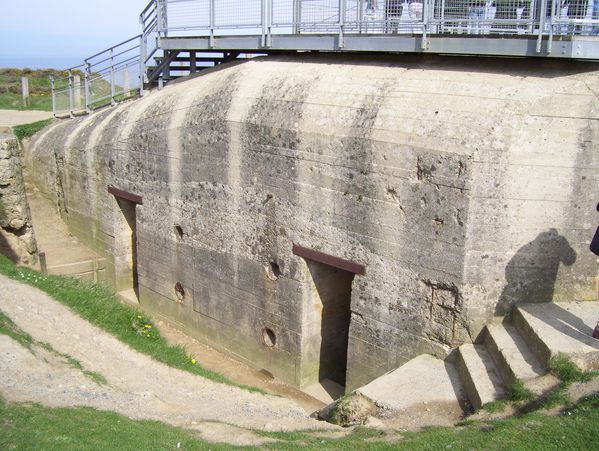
(26, 55, 599, 393)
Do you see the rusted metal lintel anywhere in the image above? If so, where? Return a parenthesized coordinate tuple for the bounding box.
(292, 244, 366, 276)
(107, 186, 143, 205)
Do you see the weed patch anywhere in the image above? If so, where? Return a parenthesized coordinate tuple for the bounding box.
(0, 311, 34, 350)
(0, 311, 107, 385)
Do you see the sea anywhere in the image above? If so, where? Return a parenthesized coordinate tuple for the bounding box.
(0, 56, 85, 71)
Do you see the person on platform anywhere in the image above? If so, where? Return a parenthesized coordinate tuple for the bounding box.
(590, 203, 599, 338)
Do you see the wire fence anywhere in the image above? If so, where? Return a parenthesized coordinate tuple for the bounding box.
(160, 0, 599, 35)
(52, 0, 599, 115)
(52, 36, 143, 116)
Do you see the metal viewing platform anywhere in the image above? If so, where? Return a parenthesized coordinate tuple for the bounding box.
(52, 0, 599, 115)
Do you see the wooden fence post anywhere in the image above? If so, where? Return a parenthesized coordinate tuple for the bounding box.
(39, 252, 47, 276)
(21, 77, 29, 107)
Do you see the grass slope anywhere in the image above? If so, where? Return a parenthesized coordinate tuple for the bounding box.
(2, 393, 599, 450)
(0, 255, 262, 394)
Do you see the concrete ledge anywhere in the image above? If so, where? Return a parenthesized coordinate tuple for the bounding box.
(357, 354, 465, 411)
(456, 344, 505, 410)
(514, 302, 599, 370)
(483, 323, 545, 386)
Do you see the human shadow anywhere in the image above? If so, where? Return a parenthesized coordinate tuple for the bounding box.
(496, 228, 576, 315)
(497, 229, 598, 348)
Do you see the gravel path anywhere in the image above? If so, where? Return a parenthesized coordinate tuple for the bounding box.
(0, 109, 52, 128)
(0, 274, 334, 446)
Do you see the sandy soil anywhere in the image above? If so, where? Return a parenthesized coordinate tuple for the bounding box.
(0, 274, 335, 446)
(0, 109, 52, 128)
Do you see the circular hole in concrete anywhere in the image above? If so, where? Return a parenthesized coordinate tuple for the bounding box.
(174, 282, 185, 301)
(262, 328, 276, 348)
(174, 225, 184, 241)
(265, 261, 281, 281)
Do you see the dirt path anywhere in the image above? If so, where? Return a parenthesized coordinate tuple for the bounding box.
(0, 274, 335, 446)
(0, 109, 52, 128)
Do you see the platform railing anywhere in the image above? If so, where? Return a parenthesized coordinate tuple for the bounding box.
(159, 0, 599, 37)
(52, 0, 599, 115)
(52, 35, 143, 117)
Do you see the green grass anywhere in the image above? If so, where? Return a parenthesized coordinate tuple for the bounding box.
(0, 395, 228, 451)
(0, 92, 53, 111)
(3, 392, 599, 450)
(484, 400, 508, 413)
(12, 119, 53, 141)
(549, 354, 596, 384)
(506, 379, 535, 402)
(0, 255, 263, 394)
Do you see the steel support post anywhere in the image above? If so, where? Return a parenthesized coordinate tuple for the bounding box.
(339, 0, 346, 48)
(267, 0, 273, 47)
(261, 0, 267, 46)
(139, 17, 147, 96)
(110, 48, 116, 105)
(162, 0, 168, 36)
(50, 76, 56, 115)
(548, 0, 556, 53)
(157, 0, 167, 35)
(68, 70, 74, 117)
(537, 0, 547, 53)
(292, 0, 301, 34)
(358, 0, 363, 34)
(209, 0, 215, 48)
(422, 0, 430, 50)
(85, 62, 92, 112)
(190, 52, 197, 73)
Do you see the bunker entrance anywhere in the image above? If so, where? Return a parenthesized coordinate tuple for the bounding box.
(307, 260, 355, 387)
(109, 187, 142, 304)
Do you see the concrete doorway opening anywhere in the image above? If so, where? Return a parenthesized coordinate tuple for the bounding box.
(307, 260, 355, 388)
(109, 187, 142, 305)
(294, 245, 366, 401)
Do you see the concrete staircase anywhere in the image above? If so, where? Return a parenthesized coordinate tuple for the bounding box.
(356, 301, 599, 420)
(456, 302, 599, 410)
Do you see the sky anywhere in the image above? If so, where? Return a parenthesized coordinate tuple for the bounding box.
(0, 0, 148, 69)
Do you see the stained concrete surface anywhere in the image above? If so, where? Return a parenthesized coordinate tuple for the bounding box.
(26, 54, 599, 391)
(358, 354, 465, 412)
(518, 302, 599, 368)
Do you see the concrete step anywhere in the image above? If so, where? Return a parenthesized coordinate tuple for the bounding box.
(357, 354, 467, 413)
(513, 302, 599, 370)
(483, 323, 545, 386)
(456, 344, 505, 410)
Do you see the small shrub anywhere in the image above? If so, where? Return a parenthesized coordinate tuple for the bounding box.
(506, 379, 535, 402)
(549, 354, 594, 384)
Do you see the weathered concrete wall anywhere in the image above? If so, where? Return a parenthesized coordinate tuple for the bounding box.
(0, 131, 37, 264)
(27, 55, 599, 391)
